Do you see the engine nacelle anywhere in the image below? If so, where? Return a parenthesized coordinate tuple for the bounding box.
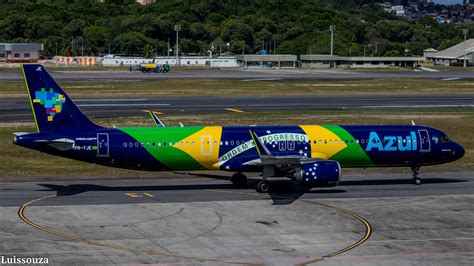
(289, 160, 341, 188)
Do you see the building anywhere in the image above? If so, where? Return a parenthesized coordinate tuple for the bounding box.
(426, 39, 474, 66)
(100, 55, 238, 67)
(391, 5, 406, 16)
(300, 55, 424, 68)
(53, 56, 98, 66)
(0, 43, 44, 63)
(423, 48, 439, 58)
(136, 0, 156, 5)
(235, 54, 297, 68)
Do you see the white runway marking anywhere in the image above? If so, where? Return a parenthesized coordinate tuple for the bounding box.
(77, 103, 170, 107)
(441, 77, 461, 81)
(75, 99, 148, 102)
(362, 104, 474, 108)
(241, 78, 283, 81)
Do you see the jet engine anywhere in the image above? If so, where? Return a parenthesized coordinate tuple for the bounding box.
(289, 160, 341, 188)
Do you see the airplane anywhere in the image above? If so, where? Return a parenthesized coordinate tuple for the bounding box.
(14, 64, 465, 193)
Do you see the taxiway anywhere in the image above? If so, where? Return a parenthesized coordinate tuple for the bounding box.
(0, 169, 473, 265)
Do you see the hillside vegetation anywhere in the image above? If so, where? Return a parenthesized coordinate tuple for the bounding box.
(1, 0, 473, 57)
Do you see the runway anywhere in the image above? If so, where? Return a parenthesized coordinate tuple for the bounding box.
(1, 68, 474, 81)
(0, 169, 473, 264)
(1, 94, 473, 122)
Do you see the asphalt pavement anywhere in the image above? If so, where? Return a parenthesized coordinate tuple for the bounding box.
(0, 169, 473, 264)
(1, 94, 473, 122)
(0, 68, 473, 81)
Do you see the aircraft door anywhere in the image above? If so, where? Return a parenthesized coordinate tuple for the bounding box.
(418, 130, 431, 152)
(97, 133, 109, 157)
(200, 135, 212, 157)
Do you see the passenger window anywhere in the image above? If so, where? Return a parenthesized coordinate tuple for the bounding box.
(225, 141, 228, 146)
(123, 142, 127, 147)
(236, 141, 240, 145)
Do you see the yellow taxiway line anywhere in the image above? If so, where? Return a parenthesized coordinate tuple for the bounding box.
(225, 108, 244, 113)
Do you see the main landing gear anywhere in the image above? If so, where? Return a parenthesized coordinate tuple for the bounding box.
(255, 180, 270, 193)
(231, 172, 270, 193)
(411, 166, 422, 185)
(231, 172, 247, 187)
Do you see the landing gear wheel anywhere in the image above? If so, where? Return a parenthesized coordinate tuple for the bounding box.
(411, 166, 422, 185)
(413, 177, 422, 185)
(256, 181, 270, 193)
(231, 173, 247, 186)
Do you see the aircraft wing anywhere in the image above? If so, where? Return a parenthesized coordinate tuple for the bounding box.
(247, 130, 326, 168)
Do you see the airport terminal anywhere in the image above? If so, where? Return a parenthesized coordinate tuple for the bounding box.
(0, 1, 473, 265)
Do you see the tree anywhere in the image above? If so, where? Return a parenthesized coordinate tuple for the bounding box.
(114, 32, 152, 55)
(84, 26, 111, 54)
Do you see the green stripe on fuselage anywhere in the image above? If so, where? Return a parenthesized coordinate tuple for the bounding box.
(119, 127, 205, 170)
(323, 125, 373, 167)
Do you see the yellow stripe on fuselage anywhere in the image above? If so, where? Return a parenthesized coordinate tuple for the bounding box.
(299, 125, 347, 159)
(173, 126, 223, 170)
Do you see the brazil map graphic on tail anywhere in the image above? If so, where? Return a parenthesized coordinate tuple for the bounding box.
(14, 64, 465, 193)
(33, 88, 66, 122)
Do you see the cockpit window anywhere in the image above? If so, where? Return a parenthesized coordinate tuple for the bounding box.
(440, 136, 450, 143)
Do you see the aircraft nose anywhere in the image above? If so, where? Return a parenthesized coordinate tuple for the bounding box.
(454, 143, 465, 160)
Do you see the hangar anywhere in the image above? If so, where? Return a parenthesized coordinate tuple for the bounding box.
(426, 39, 474, 66)
(235, 54, 297, 68)
(300, 54, 424, 68)
(0, 43, 44, 63)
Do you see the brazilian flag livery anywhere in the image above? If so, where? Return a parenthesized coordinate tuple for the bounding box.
(15, 64, 465, 184)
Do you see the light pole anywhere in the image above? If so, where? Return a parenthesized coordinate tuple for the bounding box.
(329, 25, 335, 56)
(463, 29, 469, 68)
(174, 24, 181, 65)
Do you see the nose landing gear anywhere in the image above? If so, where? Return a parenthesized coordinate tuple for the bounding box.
(411, 166, 422, 185)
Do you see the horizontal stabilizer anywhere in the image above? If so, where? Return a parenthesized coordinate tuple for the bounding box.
(13, 132, 29, 136)
(34, 138, 75, 151)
